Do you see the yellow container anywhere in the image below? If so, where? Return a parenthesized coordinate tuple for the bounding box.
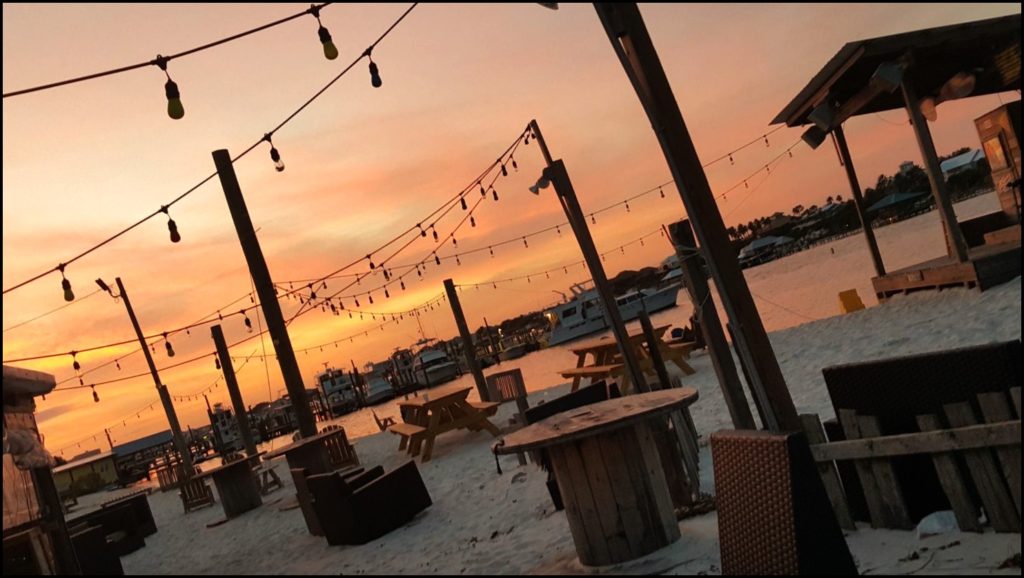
(838, 289, 865, 313)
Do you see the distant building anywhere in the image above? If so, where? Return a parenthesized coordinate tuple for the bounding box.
(940, 148, 985, 179)
(52, 451, 118, 496)
(111, 430, 176, 484)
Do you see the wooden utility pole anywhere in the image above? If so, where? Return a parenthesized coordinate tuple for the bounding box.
(211, 324, 258, 458)
(114, 277, 193, 473)
(104, 428, 114, 452)
(637, 311, 670, 391)
(530, 119, 649, 394)
(444, 279, 490, 401)
(213, 149, 317, 437)
(834, 126, 886, 277)
(483, 317, 501, 365)
(900, 76, 970, 263)
(667, 221, 756, 430)
(594, 4, 798, 431)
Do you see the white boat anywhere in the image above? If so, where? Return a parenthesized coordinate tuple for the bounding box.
(413, 349, 460, 386)
(361, 362, 396, 406)
(544, 281, 681, 346)
(315, 368, 360, 415)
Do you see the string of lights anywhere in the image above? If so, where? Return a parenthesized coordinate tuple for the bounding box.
(2, 3, 419, 299)
(3, 3, 337, 98)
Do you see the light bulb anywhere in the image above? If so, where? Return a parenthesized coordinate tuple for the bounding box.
(62, 278, 75, 302)
(165, 79, 185, 120)
(369, 60, 382, 88)
(165, 340, 175, 357)
(92, 387, 100, 403)
(270, 146, 285, 172)
(318, 26, 338, 60)
(167, 218, 181, 243)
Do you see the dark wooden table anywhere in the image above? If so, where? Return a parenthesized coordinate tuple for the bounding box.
(194, 453, 263, 519)
(495, 389, 699, 566)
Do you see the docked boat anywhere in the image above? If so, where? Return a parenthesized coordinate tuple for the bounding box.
(412, 349, 460, 386)
(497, 338, 529, 361)
(314, 368, 360, 416)
(544, 280, 681, 346)
(361, 361, 396, 406)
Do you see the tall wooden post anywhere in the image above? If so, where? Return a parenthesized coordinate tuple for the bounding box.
(211, 324, 258, 458)
(667, 221, 756, 430)
(531, 120, 649, 393)
(104, 428, 114, 452)
(834, 125, 886, 277)
(484, 317, 501, 365)
(114, 277, 193, 473)
(900, 77, 970, 263)
(637, 311, 670, 391)
(213, 149, 317, 438)
(444, 279, 490, 401)
(594, 4, 799, 432)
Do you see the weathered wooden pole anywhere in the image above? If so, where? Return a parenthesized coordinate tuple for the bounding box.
(637, 311, 668, 391)
(484, 316, 501, 366)
(114, 277, 194, 474)
(211, 324, 258, 458)
(213, 149, 317, 437)
(594, 4, 799, 432)
(667, 221, 756, 430)
(900, 76, 970, 263)
(833, 125, 887, 277)
(444, 279, 490, 401)
(531, 120, 649, 394)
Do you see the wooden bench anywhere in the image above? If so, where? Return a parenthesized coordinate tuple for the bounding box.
(467, 400, 500, 417)
(558, 364, 624, 380)
(388, 423, 427, 452)
(179, 477, 216, 514)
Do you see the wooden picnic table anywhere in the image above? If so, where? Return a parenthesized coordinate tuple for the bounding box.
(390, 387, 500, 462)
(560, 325, 696, 393)
(194, 453, 263, 519)
(495, 388, 699, 566)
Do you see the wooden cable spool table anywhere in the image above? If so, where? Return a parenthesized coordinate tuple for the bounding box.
(495, 389, 699, 566)
(193, 453, 263, 519)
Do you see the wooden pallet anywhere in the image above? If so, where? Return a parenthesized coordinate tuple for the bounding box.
(871, 241, 1021, 301)
(801, 387, 1021, 532)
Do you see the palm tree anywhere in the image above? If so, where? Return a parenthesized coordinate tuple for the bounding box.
(835, 194, 843, 203)
(826, 195, 834, 204)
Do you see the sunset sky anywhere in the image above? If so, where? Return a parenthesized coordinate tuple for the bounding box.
(3, 3, 1019, 456)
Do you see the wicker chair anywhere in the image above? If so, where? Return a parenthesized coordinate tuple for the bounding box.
(711, 430, 856, 575)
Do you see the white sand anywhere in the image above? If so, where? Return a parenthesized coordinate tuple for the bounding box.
(76, 194, 1019, 575)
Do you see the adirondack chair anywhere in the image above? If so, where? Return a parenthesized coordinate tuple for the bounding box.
(179, 477, 216, 514)
(486, 368, 531, 464)
(306, 461, 432, 546)
(323, 427, 359, 469)
(372, 410, 396, 432)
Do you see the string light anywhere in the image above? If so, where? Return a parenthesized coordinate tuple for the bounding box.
(460, 197, 468, 211)
(153, 55, 184, 120)
(264, 134, 285, 172)
(91, 385, 99, 403)
(164, 334, 175, 357)
(366, 49, 382, 87)
(492, 188, 499, 201)
(72, 352, 80, 372)
(59, 264, 74, 302)
(523, 237, 528, 248)
(161, 206, 181, 243)
(470, 215, 476, 228)
(311, 5, 338, 60)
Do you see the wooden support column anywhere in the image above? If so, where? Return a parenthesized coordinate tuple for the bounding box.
(213, 149, 317, 437)
(532, 120, 649, 394)
(834, 125, 886, 277)
(594, 4, 799, 432)
(211, 324, 258, 458)
(667, 220, 756, 430)
(637, 310, 670, 390)
(444, 279, 490, 402)
(114, 277, 193, 474)
(900, 77, 970, 263)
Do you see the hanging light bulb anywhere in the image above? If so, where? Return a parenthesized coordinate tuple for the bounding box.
(419, 224, 427, 237)
(268, 139, 285, 172)
(243, 313, 253, 333)
(764, 135, 770, 147)
(384, 287, 390, 298)
(92, 385, 100, 403)
(383, 269, 391, 281)
(314, 9, 339, 60)
(368, 293, 375, 304)
(512, 158, 518, 171)
(367, 53, 382, 87)
(744, 180, 749, 189)
(501, 163, 508, 177)
(480, 183, 487, 197)
(625, 201, 631, 212)
(160, 206, 181, 243)
(164, 334, 175, 357)
(489, 246, 494, 257)
(72, 352, 80, 372)
(452, 237, 458, 247)
(460, 197, 468, 211)
(368, 255, 376, 270)
(492, 188, 499, 201)
(470, 216, 476, 228)
(434, 254, 441, 266)
(116, 359, 121, 371)
(788, 149, 793, 158)
(431, 226, 439, 242)
(155, 55, 185, 120)
(729, 154, 734, 165)
(523, 237, 528, 248)
(416, 267, 422, 278)
(59, 265, 75, 302)
(456, 255, 461, 266)
(400, 280, 406, 290)
(659, 187, 665, 199)
(591, 214, 597, 225)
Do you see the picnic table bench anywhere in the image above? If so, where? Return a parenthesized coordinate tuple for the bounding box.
(389, 387, 500, 462)
(562, 326, 696, 393)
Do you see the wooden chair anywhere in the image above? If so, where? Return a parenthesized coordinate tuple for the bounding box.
(99, 491, 156, 537)
(485, 368, 531, 464)
(372, 410, 396, 432)
(255, 462, 285, 496)
(69, 524, 124, 576)
(323, 428, 360, 469)
(179, 477, 216, 514)
(306, 461, 432, 546)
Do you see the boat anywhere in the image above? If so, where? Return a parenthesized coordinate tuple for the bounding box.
(497, 337, 529, 361)
(543, 280, 681, 346)
(314, 368, 360, 416)
(361, 361, 397, 406)
(412, 349, 460, 386)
